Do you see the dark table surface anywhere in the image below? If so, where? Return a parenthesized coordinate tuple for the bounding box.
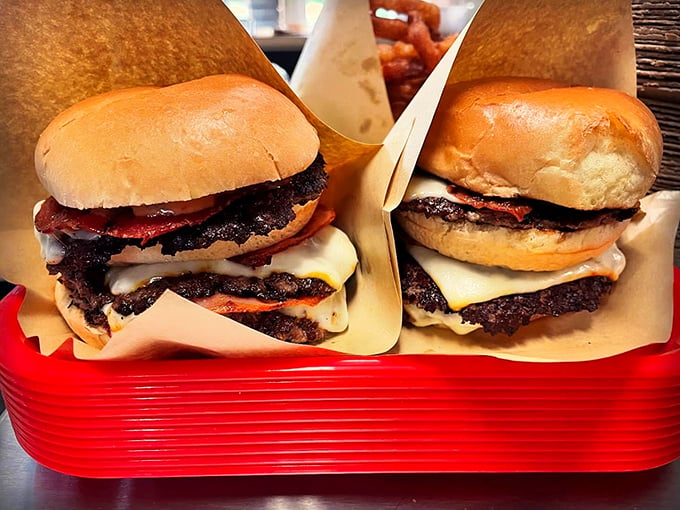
(1, 411, 679, 510)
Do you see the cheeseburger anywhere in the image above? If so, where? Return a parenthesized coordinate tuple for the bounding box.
(33, 74, 358, 347)
(395, 77, 662, 336)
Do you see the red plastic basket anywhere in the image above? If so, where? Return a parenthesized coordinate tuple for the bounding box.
(1, 270, 679, 478)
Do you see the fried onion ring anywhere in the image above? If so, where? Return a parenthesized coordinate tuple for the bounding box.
(369, 0, 440, 32)
(371, 0, 456, 118)
(406, 10, 441, 72)
(372, 16, 409, 42)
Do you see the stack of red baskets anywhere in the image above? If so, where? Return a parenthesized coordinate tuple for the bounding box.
(1, 271, 679, 478)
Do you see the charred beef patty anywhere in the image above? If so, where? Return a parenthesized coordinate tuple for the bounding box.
(64, 270, 334, 342)
(229, 311, 325, 344)
(40, 154, 327, 258)
(397, 183, 637, 232)
(110, 271, 332, 346)
(150, 154, 327, 254)
(400, 252, 614, 336)
(112, 272, 335, 317)
(45, 156, 329, 338)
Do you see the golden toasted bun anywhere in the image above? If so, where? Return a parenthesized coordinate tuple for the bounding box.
(35, 74, 320, 209)
(109, 200, 319, 264)
(395, 210, 630, 271)
(418, 77, 662, 210)
(55, 281, 111, 348)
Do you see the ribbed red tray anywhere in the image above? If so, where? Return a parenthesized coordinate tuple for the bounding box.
(1, 271, 679, 478)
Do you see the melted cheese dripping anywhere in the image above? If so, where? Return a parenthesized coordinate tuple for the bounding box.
(105, 225, 358, 295)
(407, 242, 626, 312)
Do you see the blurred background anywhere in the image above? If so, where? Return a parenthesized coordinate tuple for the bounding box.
(223, 0, 481, 75)
(223, 0, 480, 39)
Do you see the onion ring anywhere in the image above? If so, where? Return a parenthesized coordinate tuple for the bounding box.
(369, 0, 440, 32)
(406, 11, 441, 72)
(370, 0, 456, 118)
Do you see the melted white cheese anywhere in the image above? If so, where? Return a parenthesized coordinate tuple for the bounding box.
(33, 201, 65, 264)
(403, 304, 481, 335)
(407, 242, 626, 311)
(106, 225, 358, 295)
(280, 287, 349, 333)
(34, 228, 66, 265)
(403, 173, 463, 203)
(34, 200, 102, 265)
(101, 303, 136, 333)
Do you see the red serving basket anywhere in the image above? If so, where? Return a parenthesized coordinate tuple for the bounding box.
(1, 270, 679, 478)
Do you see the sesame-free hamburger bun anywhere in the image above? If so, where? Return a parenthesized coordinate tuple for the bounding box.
(35, 74, 320, 210)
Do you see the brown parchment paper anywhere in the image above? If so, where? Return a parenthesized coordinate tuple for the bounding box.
(290, 0, 394, 144)
(395, 192, 680, 362)
(383, 0, 679, 361)
(449, 0, 637, 95)
(0, 0, 400, 359)
(315, 5, 480, 356)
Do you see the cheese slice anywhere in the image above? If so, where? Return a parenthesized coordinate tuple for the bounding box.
(106, 225, 358, 295)
(102, 303, 136, 334)
(407, 242, 626, 312)
(403, 304, 481, 335)
(280, 287, 349, 333)
(403, 173, 463, 203)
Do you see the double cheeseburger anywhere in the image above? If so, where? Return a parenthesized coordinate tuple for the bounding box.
(33, 74, 358, 348)
(395, 77, 662, 336)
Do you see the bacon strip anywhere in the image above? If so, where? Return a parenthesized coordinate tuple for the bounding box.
(105, 205, 223, 243)
(35, 197, 112, 234)
(448, 186, 533, 222)
(34, 196, 225, 243)
(230, 205, 336, 268)
(194, 294, 325, 315)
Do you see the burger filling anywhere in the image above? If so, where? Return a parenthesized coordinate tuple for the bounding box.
(399, 242, 625, 336)
(35, 154, 328, 255)
(227, 311, 327, 344)
(33, 154, 360, 344)
(397, 172, 637, 231)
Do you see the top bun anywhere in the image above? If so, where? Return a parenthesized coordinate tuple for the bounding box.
(35, 74, 320, 209)
(417, 77, 662, 210)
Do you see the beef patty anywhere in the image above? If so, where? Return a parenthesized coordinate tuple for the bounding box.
(397, 193, 636, 232)
(399, 251, 614, 336)
(229, 311, 326, 344)
(112, 272, 335, 318)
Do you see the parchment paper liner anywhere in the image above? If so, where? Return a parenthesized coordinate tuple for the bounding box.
(381, 0, 680, 361)
(290, 0, 394, 145)
(393, 192, 680, 362)
(0, 0, 396, 359)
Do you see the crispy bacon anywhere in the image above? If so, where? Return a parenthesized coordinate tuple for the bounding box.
(194, 294, 325, 315)
(230, 205, 336, 268)
(34, 196, 226, 243)
(105, 205, 224, 243)
(448, 186, 533, 222)
(35, 197, 112, 234)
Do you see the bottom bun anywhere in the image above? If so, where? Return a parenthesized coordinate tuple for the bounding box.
(55, 281, 111, 349)
(396, 210, 629, 271)
(109, 200, 320, 265)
